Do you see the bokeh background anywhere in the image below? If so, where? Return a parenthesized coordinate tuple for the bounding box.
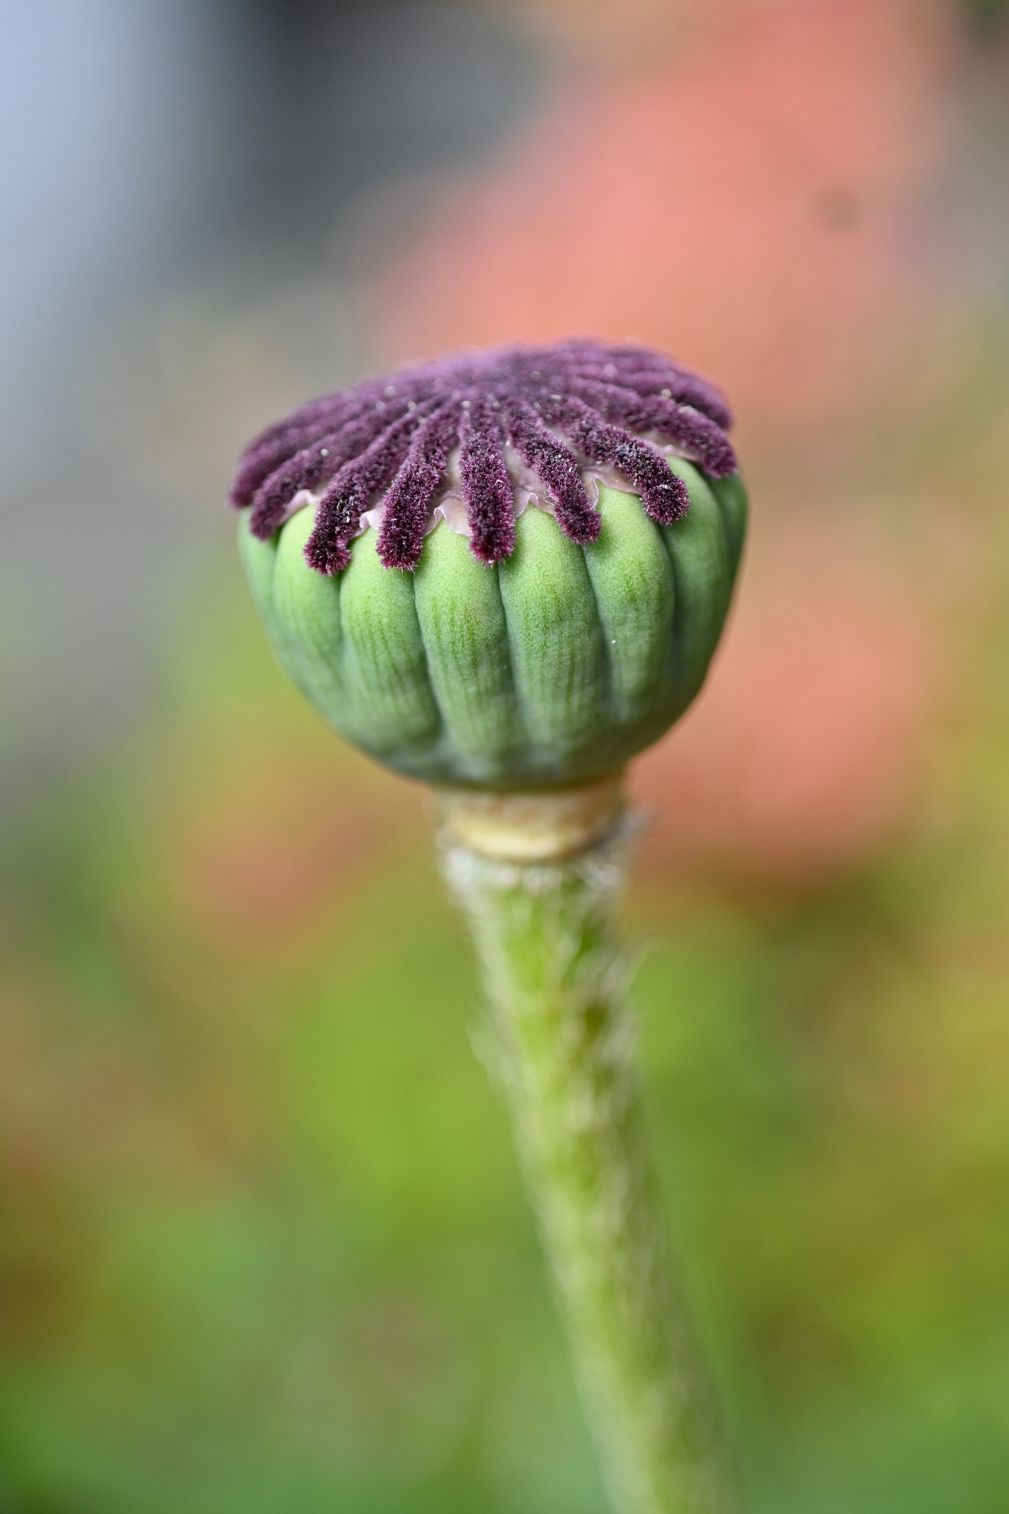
(3, 1, 1009, 1509)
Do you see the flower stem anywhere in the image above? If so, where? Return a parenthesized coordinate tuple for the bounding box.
(440, 788, 736, 1514)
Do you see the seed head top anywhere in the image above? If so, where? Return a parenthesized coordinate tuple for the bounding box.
(230, 339, 736, 575)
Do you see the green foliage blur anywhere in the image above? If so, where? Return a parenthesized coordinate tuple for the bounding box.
(4, 491, 1009, 1510)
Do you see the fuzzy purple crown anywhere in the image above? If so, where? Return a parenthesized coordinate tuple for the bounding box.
(229, 339, 736, 574)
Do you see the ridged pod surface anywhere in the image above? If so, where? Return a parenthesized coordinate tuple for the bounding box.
(239, 459, 746, 788)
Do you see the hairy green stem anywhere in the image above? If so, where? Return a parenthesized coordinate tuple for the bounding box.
(441, 825, 736, 1514)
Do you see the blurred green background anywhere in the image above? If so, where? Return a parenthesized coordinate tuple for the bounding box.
(2, 1, 1009, 1510)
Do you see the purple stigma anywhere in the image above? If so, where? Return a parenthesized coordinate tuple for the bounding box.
(378, 401, 461, 570)
(459, 401, 515, 564)
(229, 339, 737, 573)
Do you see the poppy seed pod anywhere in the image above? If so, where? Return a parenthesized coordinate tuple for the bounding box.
(230, 339, 748, 1510)
(233, 340, 746, 790)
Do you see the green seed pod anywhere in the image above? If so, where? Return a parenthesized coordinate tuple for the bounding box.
(232, 341, 746, 790)
(230, 344, 749, 1503)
